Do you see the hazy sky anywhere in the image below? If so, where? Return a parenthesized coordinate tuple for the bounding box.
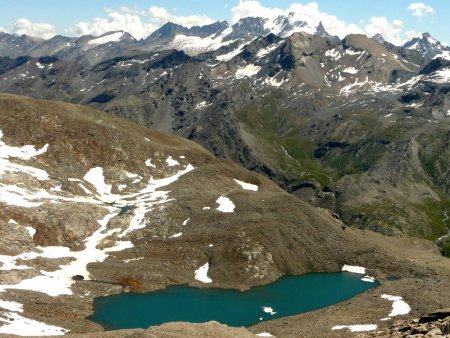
(0, 1, 447, 45)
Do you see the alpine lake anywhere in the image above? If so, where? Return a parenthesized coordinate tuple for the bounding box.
(89, 272, 378, 330)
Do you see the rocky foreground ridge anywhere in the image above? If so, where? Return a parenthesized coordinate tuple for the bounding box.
(359, 308, 450, 337)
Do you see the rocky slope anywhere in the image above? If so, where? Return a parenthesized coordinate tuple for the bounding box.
(0, 94, 448, 337)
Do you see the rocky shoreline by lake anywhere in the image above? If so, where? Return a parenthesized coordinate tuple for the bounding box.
(358, 309, 450, 337)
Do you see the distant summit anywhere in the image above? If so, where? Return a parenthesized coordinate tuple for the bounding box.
(403, 32, 450, 60)
(372, 33, 385, 44)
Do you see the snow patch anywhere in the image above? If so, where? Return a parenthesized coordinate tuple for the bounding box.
(0, 161, 49, 181)
(87, 32, 124, 46)
(0, 300, 23, 313)
(262, 307, 277, 315)
(256, 41, 283, 59)
(50, 185, 62, 192)
(236, 64, 261, 78)
(435, 51, 450, 60)
(125, 172, 139, 179)
(342, 67, 358, 74)
(216, 42, 248, 62)
(25, 227, 35, 238)
(106, 240, 133, 252)
(325, 49, 341, 60)
(216, 196, 235, 213)
(169, 233, 182, 238)
(265, 76, 285, 87)
(123, 257, 144, 263)
(78, 183, 91, 195)
(339, 76, 369, 94)
(145, 158, 156, 168)
(195, 101, 212, 110)
(0, 130, 49, 180)
(0, 158, 99, 206)
(361, 276, 375, 283)
(342, 265, 366, 274)
(83, 167, 113, 202)
(0, 312, 69, 336)
(233, 179, 258, 191)
(165, 156, 179, 167)
(0, 183, 99, 208)
(405, 102, 423, 109)
(0, 211, 119, 296)
(345, 49, 362, 55)
(407, 41, 419, 50)
(428, 67, 450, 84)
(194, 262, 212, 283)
(381, 294, 411, 317)
(171, 34, 234, 55)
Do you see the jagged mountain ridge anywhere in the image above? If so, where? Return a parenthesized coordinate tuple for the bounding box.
(1, 16, 448, 63)
(0, 13, 335, 61)
(1, 18, 448, 71)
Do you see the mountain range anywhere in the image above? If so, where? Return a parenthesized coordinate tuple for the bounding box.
(0, 13, 449, 336)
(2, 14, 448, 62)
(0, 15, 448, 247)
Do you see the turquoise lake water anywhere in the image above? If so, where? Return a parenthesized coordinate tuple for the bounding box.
(89, 272, 378, 330)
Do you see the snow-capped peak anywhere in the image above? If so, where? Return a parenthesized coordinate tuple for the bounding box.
(265, 12, 327, 38)
(403, 32, 448, 60)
